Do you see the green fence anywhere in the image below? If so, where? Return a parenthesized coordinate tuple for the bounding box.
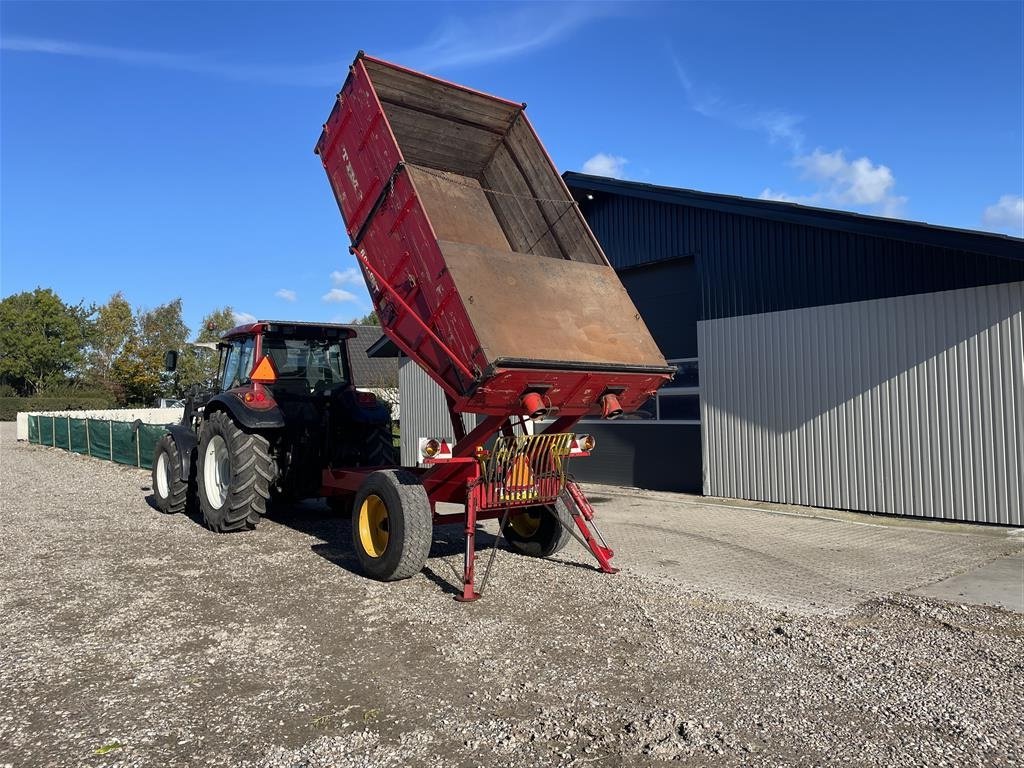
(26, 414, 173, 470)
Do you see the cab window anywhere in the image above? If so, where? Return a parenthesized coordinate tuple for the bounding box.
(262, 337, 350, 389)
(219, 337, 256, 390)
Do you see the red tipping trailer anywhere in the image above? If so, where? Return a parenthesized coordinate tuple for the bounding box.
(314, 53, 672, 600)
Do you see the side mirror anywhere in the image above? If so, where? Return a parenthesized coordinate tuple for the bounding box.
(163, 350, 179, 372)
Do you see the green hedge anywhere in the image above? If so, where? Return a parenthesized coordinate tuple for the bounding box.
(0, 395, 115, 422)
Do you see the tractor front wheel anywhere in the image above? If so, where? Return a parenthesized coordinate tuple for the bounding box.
(196, 411, 273, 532)
(151, 434, 193, 515)
(351, 470, 432, 581)
(501, 498, 573, 557)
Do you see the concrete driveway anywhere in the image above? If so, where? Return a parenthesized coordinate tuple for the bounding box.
(583, 484, 1024, 615)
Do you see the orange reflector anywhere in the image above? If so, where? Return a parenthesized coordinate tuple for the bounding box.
(250, 355, 277, 383)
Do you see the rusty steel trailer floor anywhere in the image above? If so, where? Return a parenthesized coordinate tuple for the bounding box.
(2, 423, 1022, 768)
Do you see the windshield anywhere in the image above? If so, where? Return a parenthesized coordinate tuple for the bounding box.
(262, 336, 350, 389)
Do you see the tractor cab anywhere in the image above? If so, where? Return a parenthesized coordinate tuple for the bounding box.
(216, 320, 355, 396)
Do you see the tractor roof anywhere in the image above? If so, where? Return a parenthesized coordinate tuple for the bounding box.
(222, 320, 357, 340)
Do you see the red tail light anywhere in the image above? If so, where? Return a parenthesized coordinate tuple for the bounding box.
(356, 390, 378, 407)
(236, 384, 277, 410)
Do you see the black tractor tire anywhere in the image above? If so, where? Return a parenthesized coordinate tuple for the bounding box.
(196, 411, 274, 533)
(351, 470, 432, 581)
(364, 423, 397, 466)
(501, 497, 574, 558)
(151, 434, 192, 515)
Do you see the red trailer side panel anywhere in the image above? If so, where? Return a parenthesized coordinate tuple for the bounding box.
(316, 53, 672, 417)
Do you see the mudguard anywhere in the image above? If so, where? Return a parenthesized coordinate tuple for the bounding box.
(206, 393, 286, 430)
(165, 424, 199, 479)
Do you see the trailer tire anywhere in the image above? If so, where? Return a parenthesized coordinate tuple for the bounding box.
(196, 411, 273, 533)
(502, 498, 573, 558)
(151, 434, 192, 515)
(364, 424, 397, 466)
(351, 470, 432, 581)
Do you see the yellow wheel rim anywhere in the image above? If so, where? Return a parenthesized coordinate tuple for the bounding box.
(509, 510, 542, 538)
(358, 494, 390, 558)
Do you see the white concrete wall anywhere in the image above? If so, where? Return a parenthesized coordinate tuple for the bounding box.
(16, 408, 183, 440)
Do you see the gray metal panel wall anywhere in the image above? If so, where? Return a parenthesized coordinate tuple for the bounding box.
(398, 360, 477, 467)
(700, 281, 1023, 525)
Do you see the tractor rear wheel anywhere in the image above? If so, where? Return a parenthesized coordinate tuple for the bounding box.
(501, 498, 573, 557)
(351, 470, 432, 581)
(151, 434, 192, 515)
(364, 424, 397, 466)
(196, 411, 273, 532)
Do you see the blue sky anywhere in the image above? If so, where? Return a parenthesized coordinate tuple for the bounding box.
(2, 1, 1021, 335)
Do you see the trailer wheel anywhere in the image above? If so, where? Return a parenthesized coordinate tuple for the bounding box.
(351, 470, 432, 581)
(502, 498, 573, 557)
(196, 411, 273, 532)
(151, 434, 192, 515)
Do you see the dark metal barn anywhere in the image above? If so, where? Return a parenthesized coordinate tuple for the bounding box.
(563, 172, 1024, 525)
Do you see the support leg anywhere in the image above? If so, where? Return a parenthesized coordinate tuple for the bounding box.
(564, 482, 618, 574)
(455, 489, 481, 602)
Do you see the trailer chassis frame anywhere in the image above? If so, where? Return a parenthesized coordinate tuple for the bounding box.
(320, 413, 617, 601)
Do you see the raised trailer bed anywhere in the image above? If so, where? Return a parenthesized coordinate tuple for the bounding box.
(315, 53, 672, 599)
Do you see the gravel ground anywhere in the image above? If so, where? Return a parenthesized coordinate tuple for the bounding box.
(2, 423, 1022, 767)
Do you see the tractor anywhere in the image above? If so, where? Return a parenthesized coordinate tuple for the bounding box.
(151, 320, 395, 531)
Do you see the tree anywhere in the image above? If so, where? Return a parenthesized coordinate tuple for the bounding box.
(84, 292, 135, 400)
(0, 288, 90, 394)
(177, 306, 235, 392)
(350, 310, 379, 325)
(109, 299, 190, 405)
(196, 306, 235, 343)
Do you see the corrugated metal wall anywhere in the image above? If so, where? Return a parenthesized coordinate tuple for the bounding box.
(576, 187, 1024, 319)
(700, 281, 1024, 525)
(398, 360, 477, 467)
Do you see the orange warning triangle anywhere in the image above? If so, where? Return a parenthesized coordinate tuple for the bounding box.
(250, 355, 277, 383)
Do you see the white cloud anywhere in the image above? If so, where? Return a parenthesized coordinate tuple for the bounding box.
(759, 188, 807, 204)
(274, 288, 297, 302)
(387, 4, 614, 71)
(795, 150, 898, 206)
(330, 267, 363, 286)
(671, 53, 907, 217)
(759, 149, 906, 217)
(3, 4, 615, 89)
(752, 110, 805, 154)
(581, 153, 628, 179)
(0, 35, 343, 86)
(232, 311, 257, 324)
(322, 288, 357, 303)
(982, 195, 1024, 235)
(670, 54, 804, 152)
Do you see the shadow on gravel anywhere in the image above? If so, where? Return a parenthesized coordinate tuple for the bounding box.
(265, 499, 508, 594)
(142, 492, 208, 530)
